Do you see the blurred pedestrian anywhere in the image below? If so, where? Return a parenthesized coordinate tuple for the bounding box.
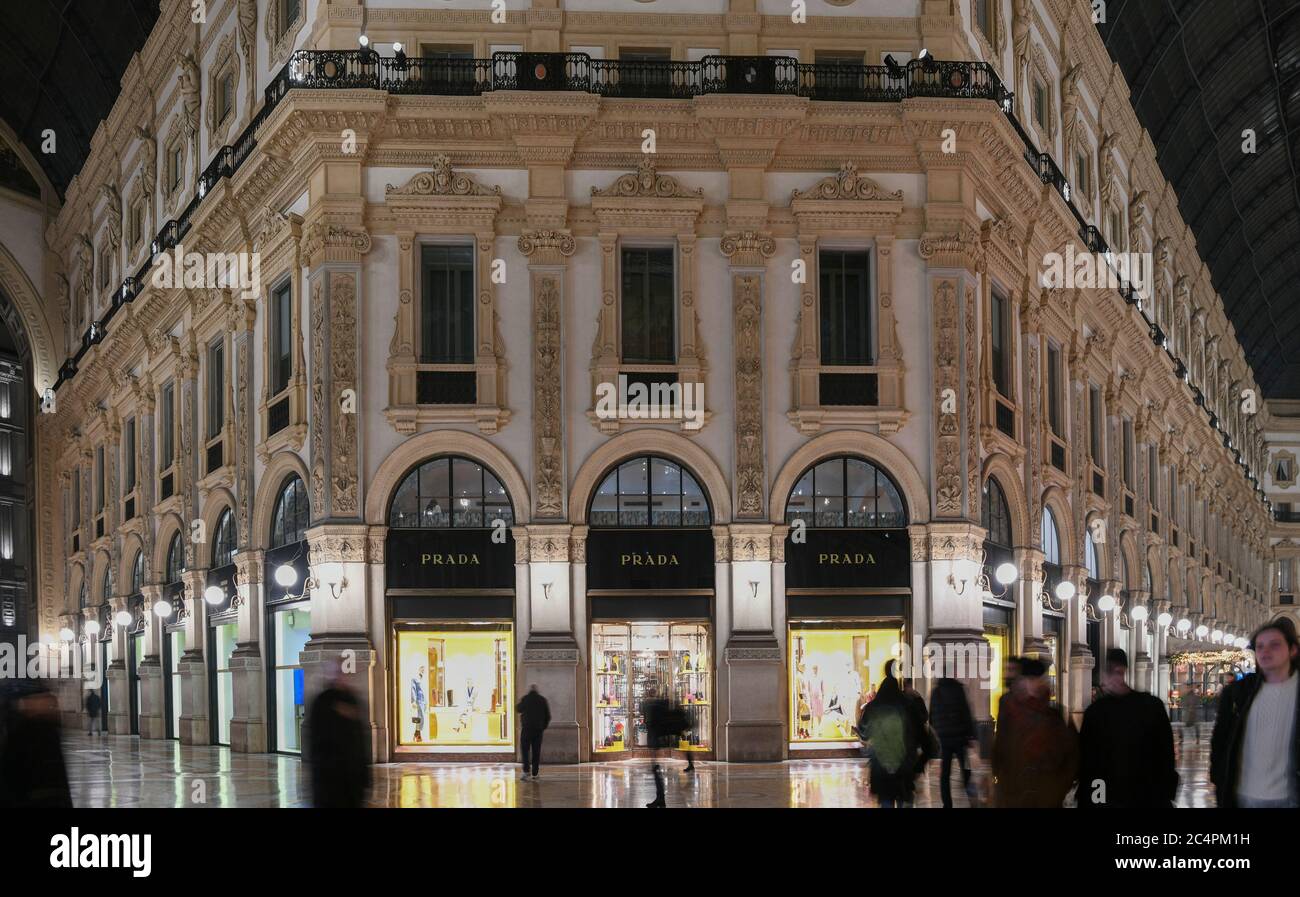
(992, 656, 1078, 807)
(642, 686, 690, 807)
(1078, 648, 1178, 808)
(84, 689, 102, 736)
(305, 661, 370, 808)
(929, 676, 976, 808)
(1210, 617, 1300, 808)
(1181, 686, 1200, 744)
(856, 660, 927, 807)
(0, 682, 73, 808)
(516, 683, 550, 780)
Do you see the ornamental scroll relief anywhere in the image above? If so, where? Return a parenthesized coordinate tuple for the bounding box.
(933, 279, 963, 517)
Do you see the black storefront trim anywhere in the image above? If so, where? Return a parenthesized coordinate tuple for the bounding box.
(590, 595, 710, 620)
(786, 594, 907, 619)
(391, 595, 513, 620)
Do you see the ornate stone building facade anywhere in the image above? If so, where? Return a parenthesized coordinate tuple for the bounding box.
(32, 0, 1276, 762)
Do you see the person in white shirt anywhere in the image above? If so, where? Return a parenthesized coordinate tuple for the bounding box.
(1210, 617, 1300, 808)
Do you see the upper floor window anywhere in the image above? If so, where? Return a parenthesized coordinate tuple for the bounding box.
(621, 247, 675, 365)
(71, 465, 81, 527)
(1088, 384, 1103, 464)
(1107, 206, 1124, 250)
(270, 475, 310, 548)
(99, 247, 112, 291)
(420, 245, 475, 365)
(123, 417, 136, 493)
(591, 456, 710, 528)
(78, 581, 88, 610)
(1075, 149, 1090, 200)
(169, 144, 183, 193)
(1280, 560, 1293, 593)
(207, 338, 225, 439)
(1032, 79, 1048, 129)
(389, 456, 515, 529)
(94, 445, 105, 513)
(103, 568, 115, 604)
(165, 533, 183, 584)
(1046, 343, 1063, 436)
(212, 508, 235, 567)
(218, 72, 235, 124)
(819, 250, 872, 366)
(990, 287, 1012, 398)
(1148, 445, 1159, 508)
(131, 549, 143, 594)
(785, 456, 906, 528)
(129, 200, 144, 248)
(1122, 418, 1135, 489)
(982, 478, 1013, 548)
(159, 380, 176, 471)
(974, 0, 994, 38)
(279, 0, 301, 38)
(270, 281, 293, 396)
(1085, 531, 1101, 580)
(1041, 506, 1061, 566)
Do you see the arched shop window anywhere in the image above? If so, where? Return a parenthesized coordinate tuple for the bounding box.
(982, 478, 1012, 547)
(1041, 507, 1061, 565)
(131, 550, 143, 594)
(389, 456, 514, 528)
(212, 509, 236, 567)
(590, 455, 711, 527)
(165, 533, 184, 584)
(784, 456, 905, 527)
(270, 475, 309, 548)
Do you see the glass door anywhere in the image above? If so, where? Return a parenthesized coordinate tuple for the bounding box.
(270, 605, 311, 753)
(166, 630, 185, 739)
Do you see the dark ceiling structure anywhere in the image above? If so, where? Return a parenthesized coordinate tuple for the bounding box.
(1099, 0, 1300, 399)
(0, 0, 160, 197)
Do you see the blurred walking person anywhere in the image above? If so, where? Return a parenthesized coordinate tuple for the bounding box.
(516, 684, 551, 780)
(856, 660, 927, 807)
(1210, 617, 1300, 808)
(305, 661, 370, 808)
(0, 682, 73, 808)
(84, 689, 102, 736)
(1181, 686, 1200, 744)
(929, 676, 976, 808)
(1078, 649, 1178, 808)
(992, 656, 1078, 807)
(642, 687, 688, 808)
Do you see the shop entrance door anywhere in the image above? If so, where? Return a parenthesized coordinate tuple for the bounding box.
(592, 621, 710, 755)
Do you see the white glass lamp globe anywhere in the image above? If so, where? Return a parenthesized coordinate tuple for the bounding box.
(1054, 580, 1076, 601)
(995, 563, 1018, 586)
(1177, 618, 1192, 634)
(275, 564, 298, 588)
(153, 600, 172, 619)
(1196, 624, 1209, 638)
(1157, 611, 1173, 627)
(204, 585, 225, 605)
(59, 627, 74, 641)
(1130, 605, 1149, 622)
(114, 611, 132, 627)
(84, 620, 101, 637)
(1098, 594, 1116, 612)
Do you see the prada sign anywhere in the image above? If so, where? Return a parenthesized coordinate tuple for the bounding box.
(587, 529, 714, 591)
(785, 529, 910, 589)
(386, 529, 514, 590)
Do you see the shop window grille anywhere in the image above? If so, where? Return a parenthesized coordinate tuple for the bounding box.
(996, 403, 1015, 438)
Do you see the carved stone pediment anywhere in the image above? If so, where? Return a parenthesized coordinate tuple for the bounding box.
(791, 163, 902, 202)
(592, 157, 702, 200)
(386, 155, 500, 197)
(590, 158, 704, 231)
(384, 156, 502, 231)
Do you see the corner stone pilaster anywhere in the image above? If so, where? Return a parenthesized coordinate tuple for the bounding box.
(719, 524, 784, 762)
(137, 584, 166, 739)
(229, 550, 266, 753)
(178, 568, 210, 744)
(520, 523, 583, 764)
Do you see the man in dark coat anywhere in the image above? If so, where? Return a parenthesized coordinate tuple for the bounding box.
(1078, 648, 1178, 808)
(305, 664, 370, 808)
(84, 690, 102, 736)
(0, 682, 73, 808)
(1210, 617, 1300, 808)
(992, 656, 1078, 807)
(516, 684, 551, 780)
(857, 662, 928, 807)
(929, 677, 976, 808)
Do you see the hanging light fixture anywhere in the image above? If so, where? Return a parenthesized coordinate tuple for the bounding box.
(1054, 580, 1076, 601)
(153, 599, 173, 618)
(85, 620, 101, 637)
(1130, 605, 1149, 622)
(114, 611, 132, 627)
(1098, 594, 1116, 612)
(275, 563, 298, 587)
(204, 584, 225, 605)
(995, 562, 1019, 586)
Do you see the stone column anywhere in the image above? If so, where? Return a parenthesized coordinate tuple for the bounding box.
(923, 525, 988, 711)
(1063, 564, 1093, 727)
(106, 594, 130, 735)
(178, 567, 210, 744)
(1016, 547, 1047, 656)
(137, 584, 166, 738)
(1128, 588, 1152, 691)
(1153, 598, 1172, 706)
(521, 525, 581, 764)
(719, 525, 783, 761)
(228, 549, 265, 753)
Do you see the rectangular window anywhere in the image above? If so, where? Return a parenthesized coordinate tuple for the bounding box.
(991, 288, 1011, 397)
(207, 339, 225, 439)
(72, 467, 81, 526)
(620, 247, 676, 364)
(219, 73, 235, 123)
(130, 202, 143, 247)
(1089, 384, 1103, 463)
(99, 248, 112, 290)
(420, 245, 475, 364)
(170, 146, 183, 192)
(281, 0, 301, 36)
(1148, 445, 1159, 508)
(1281, 561, 1293, 593)
(1122, 418, 1134, 488)
(160, 381, 175, 471)
(819, 250, 872, 365)
(1033, 80, 1047, 127)
(975, 0, 992, 36)
(270, 282, 293, 395)
(1046, 343, 1062, 436)
(123, 418, 136, 493)
(1076, 152, 1088, 197)
(94, 446, 105, 513)
(1169, 466, 1177, 523)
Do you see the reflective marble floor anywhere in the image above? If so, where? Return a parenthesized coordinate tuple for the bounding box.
(61, 725, 1215, 808)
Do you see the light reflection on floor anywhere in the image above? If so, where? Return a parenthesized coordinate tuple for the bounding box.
(60, 725, 1215, 808)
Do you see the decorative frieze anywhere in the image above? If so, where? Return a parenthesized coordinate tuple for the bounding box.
(732, 273, 766, 519)
(933, 278, 964, 518)
(531, 273, 565, 519)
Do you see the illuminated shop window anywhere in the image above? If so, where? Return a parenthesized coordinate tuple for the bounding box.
(592, 622, 710, 753)
(589, 456, 710, 527)
(388, 456, 513, 529)
(789, 626, 902, 743)
(397, 626, 513, 747)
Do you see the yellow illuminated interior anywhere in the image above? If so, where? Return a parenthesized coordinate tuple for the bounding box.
(789, 626, 902, 743)
(985, 630, 1006, 720)
(397, 628, 512, 747)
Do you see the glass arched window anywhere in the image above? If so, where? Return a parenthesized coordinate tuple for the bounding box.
(591, 456, 711, 527)
(131, 550, 143, 594)
(78, 580, 87, 609)
(270, 475, 310, 548)
(982, 478, 1012, 547)
(1143, 561, 1152, 593)
(1041, 506, 1061, 565)
(785, 456, 906, 528)
(1085, 532, 1101, 580)
(212, 509, 236, 567)
(1121, 544, 1133, 593)
(101, 568, 113, 603)
(389, 456, 514, 528)
(165, 533, 184, 584)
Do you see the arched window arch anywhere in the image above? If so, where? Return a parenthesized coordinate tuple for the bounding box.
(212, 508, 236, 567)
(784, 456, 906, 528)
(982, 478, 1013, 547)
(591, 456, 711, 527)
(101, 567, 113, 603)
(1085, 532, 1101, 580)
(1121, 543, 1133, 593)
(389, 456, 514, 529)
(1041, 506, 1061, 566)
(270, 475, 310, 548)
(165, 533, 184, 584)
(130, 550, 143, 594)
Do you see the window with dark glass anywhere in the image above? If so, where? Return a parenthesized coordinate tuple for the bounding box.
(71, 466, 80, 526)
(1046, 343, 1062, 436)
(219, 73, 234, 123)
(1041, 507, 1061, 566)
(1089, 384, 1103, 463)
(819, 250, 872, 365)
(207, 339, 225, 439)
(131, 550, 143, 594)
(1122, 418, 1134, 488)
(280, 0, 301, 35)
(590, 456, 711, 527)
(388, 456, 514, 529)
(982, 478, 1012, 548)
(784, 456, 906, 528)
(1148, 446, 1159, 508)
(975, 0, 992, 36)
(130, 202, 143, 247)
(1033, 80, 1047, 127)
(170, 145, 183, 191)
(270, 475, 310, 548)
(991, 288, 1011, 397)
(123, 418, 136, 493)
(271, 282, 293, 396)
(1076, 151, 1088, 197)
(165, 534, 184, 584)
(94, 445, 105, 513)
(159, 381, 175, 470)
(620, 247, 675, 364)
(212, 509, 236, 567)
(420, 245, 475, 364)
(103, 570, 114, 605)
